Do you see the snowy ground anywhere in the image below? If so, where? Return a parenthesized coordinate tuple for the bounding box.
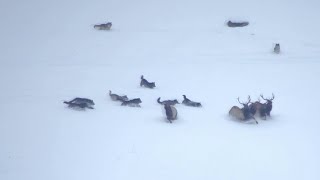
(1, 0, 320, 179)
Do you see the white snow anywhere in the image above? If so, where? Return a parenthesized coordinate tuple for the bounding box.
(1, 0, 320, 179)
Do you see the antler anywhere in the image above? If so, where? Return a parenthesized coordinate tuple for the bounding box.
(261, 94, 275, 101)
(238, 96, 251, 105)
(247, 96, 251, 104)
(270, 93, 275, 100)
(237, 97, 245, 105)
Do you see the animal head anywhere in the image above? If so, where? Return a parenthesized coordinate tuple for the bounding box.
(173, 99, 179, 104)
(141, 75, 144, 79)
(182, 95, 187, 99)
(260, 93, 275, 105)
(109, 90, 112, 95)
(237, 96, 251, 110)
(136, 98, 142, 103)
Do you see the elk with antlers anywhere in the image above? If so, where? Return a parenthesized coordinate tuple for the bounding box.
(249, 94, 275, 119)
(229, 96, 258, 124)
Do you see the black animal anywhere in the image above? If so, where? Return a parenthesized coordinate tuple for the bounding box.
(229, 96, 257, 124)
(260, 94, 274, 117)
(227, 21, 249, 27)
(64, 101, 94, 109)
(109, 90, 128, 102)
(94, 22, 112, 30)
(157, 97, 179, 106)
(274, 44, 280, 54)
(164, 104, 178, 123)
(121, 98, 142, 107)
(63, 97, 95, 109)
(67, 97, 94, 106)
(182, 95, 202, 107)
(140, 75, 156, 89)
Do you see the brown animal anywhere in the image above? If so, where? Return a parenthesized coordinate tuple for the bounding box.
(229, 96, 257, 124)
(164, 104, 178, 123)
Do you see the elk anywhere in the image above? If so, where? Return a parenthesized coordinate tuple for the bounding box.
(229, 96, 258, 124)
(249, 94, 275, 119)
(261, 93, 275, 117)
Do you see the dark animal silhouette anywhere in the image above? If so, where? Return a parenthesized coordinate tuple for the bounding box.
(260, 94, 274, 117)
(140, 75, 156, 89)
(157, 97, 179, 106)
(182, 95, 202, 107)
(121, 98, 142, 107)
(274, 44, 280, 54)
(109, 90, 128, 102)
(164, 104, 178, 123)
(68, 97, 95, 105)
(94, 22, 112, 30)
(229, 96, 257, 124)
(250, 94, 275, 119)
(227, 21, 249, 27)
(63, 98, 95, 109)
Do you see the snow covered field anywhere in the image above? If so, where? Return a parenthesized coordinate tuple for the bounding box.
(1, 0, 320, 179)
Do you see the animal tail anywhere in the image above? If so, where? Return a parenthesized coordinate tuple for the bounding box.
(157, 97, 162, 104)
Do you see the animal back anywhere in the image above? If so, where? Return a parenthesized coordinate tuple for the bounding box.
(229, 106, 245, 120)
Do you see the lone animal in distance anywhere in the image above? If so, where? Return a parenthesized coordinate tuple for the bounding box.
(94, 22, 112, 30)
(274, 43, 280, 54)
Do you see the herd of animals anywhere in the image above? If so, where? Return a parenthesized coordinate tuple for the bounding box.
(64, 21, 277, 123)
(63, 75, 275, 124)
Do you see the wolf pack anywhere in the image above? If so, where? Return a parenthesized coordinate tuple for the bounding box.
(66, 21, 277, 124)
(64, 75, 275, 124)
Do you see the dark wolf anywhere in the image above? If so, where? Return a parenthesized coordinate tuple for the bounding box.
(94, 22, 112, 30)
(121, 98, 142, 107)
(182, 95, 202, 107)
(140, 75, 156, 89)
(227, 21, 249, 27)
(157, 97, 179, 106)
